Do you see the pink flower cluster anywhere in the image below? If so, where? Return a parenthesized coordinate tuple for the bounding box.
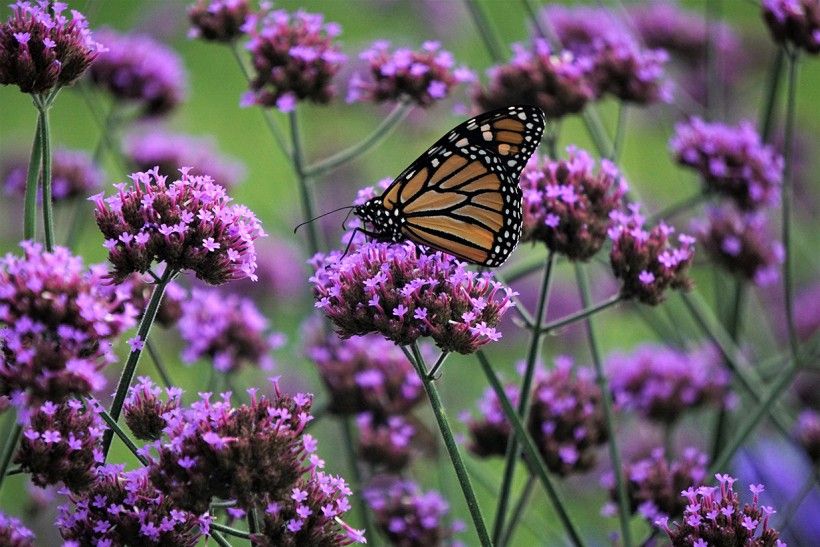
(462, 383, 520, 458)
(762, 0, 820, 54)
(188, 0, 252, 43)
(123, 376, 182, 441)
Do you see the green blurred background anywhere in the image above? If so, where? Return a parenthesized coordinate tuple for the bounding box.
(0, 1, 818, 545)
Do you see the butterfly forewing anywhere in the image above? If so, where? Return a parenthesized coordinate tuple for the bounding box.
(373, 105, 546, 267)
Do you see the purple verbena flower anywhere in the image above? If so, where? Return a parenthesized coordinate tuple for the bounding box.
(463, 383, 520, 458)
(57, 465, 205, 546)
(357, 412, 417, 472)
(762, 0, 820, 54)
(123, 128, 246, 188)
(607, 344, 729, 423)
(0, 242, 137, 406)
(178, 287, 283, 373)
(473, 38, 595, 118)
(795, 410, 820, 464)
(3, 148, 103, 202)
(91, 167, 266, 284)
(188, 0, 252, 42)
(349, 39, 474, 107)
(88, 29, 187, 118)
(695, 206, 784, 287)
(15, 398, 105, 492)
(311, 240, 516, 354)
(244, 9, 345, 111)
(609, 205, 695, 305)
(670, 118, 783, 210)
(303, 318, 424, 416)
(0, 510, 35, 546)
(123, 376, 182, 441)
(0, 1, 103, 94)
(521, 147, 627, 260)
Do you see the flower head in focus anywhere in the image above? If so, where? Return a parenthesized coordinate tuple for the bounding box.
(3, 148, 103, 202)
(188, 0, 252, 42)
(244, 9, 345, 111)
(521, 147, 627, 260)
(91, 167, 266, 284)
(88, 29, 187, 118)
(0, 511, 35, 546)
(609, 205, 695, 305)
(123, 376, 182, 441)
(762, 0, 820, 54)
(348, 40, 474, 107)
(0, 1, 103, 94)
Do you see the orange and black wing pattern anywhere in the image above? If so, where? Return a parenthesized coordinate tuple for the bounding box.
(376, 105, 545, 267)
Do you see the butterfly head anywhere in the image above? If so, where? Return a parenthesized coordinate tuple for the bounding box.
(353, 198, 404, 243)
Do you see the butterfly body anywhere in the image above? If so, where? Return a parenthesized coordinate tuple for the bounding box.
(354, 105, 545, 267)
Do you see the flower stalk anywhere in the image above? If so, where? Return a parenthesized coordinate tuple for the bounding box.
(781, 48, 800, 363)
(23, 115, 43, 242)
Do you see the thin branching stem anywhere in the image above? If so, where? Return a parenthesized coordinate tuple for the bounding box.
(500, 476, 536, 547)
(611, 102, 628, 162)
(0, 418, 21, 494)
(37, 99, 55, 251)
(288, 109, 322, 256)
(759, 49, 785, 143)
(93, 400, 149, 466)
(648, 191, 711, 225)
(463, 0, 505, 62)
(146, 339, 174, 389)
(427, 351, 451, 380)
(536, 293, 623, 334)
(23, 114, 43, 242)
(211, 522, 252, 540)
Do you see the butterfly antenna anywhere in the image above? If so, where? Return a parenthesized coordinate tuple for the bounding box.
(340, 207, 356, 231)
(339, 227, 359, 261)
(293, 205, 354, 234)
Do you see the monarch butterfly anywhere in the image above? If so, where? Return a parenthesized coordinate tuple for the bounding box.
(354, 105, 546, 267)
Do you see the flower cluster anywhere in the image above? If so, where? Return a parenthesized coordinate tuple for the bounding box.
(656, 475, 785, 546)
(670, 118, 783, 210)
(528, 356, 607, 476)
(0, 1, 102, 94)
(795, 410, 820, 464)
(312, 240, 516, 354)
(357, 412, 417, 472)
(0, 511, 35, 546)
(540, 4, 671, 104)
(123, 376, 182, 441)
(244, 9, 346, 111)
(57, 464, 206, 546)
(762, 0, 820, 54)
(521, 147, 627, 260)
(123, 128, 246, 188)
(696, 207, 784, 286)
(126, 274, 187, 328)
(3, 148, 103, 202)
(609, 205, 695, 305)
(91, 167, 265, 284)
(188, 0, 251, 42)
(0, 242, 137, 406)
(15, 399, 104, 492)
(473, 39, 595, 118)
(606, 344, 729, 424)
(348, 40, 474, 107)
(88, 29, 187, 118)
(364, 476, 458, 546)
(462, 383, 520, 458)
(303, 320, 423, 416)
(602, 447, 708, 523)
(177, 287, 284, 373)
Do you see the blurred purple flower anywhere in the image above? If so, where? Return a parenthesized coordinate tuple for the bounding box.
(178, 287, 284, 373)
(89, 29, 187, 118)
(91, 167, 266, 284)
(364, 476, 457, 546)
(528, 356, 608, 476)
(303, 319, 423, 416)
(123, 376, 182, 441)
(125, 273, 187, 328)
(656, 474, 786, 546)
(521, 147, 627, 260)
(123, 128, 246, 188)
(607, 343, 729, 424)
(0, 511, 35, 546)
(0, 241, 137, 407)
(601, 447, 708, 523)
(794, 282, 820, 341)
(15, 399, 104, 492)
(609, 205, 695, 305)
(348, 39, 474, 107)
(57, 465, 206, 546)
(357, 412, 417, 472)
(695, 206, 784, 287)
(244, 9, 346, 111)
(3, 148, 103, 202)
(795, 410, 820, 464)
(670, 118, 783, 210)
(0, 1, 103, 94)
(462, 383, 520, 458)
(762, 0, 820, 54)
(188, 0, 251, 42)
(311, 240, 516, 354)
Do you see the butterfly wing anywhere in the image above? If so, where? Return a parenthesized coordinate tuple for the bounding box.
(378, 105, 545, 267)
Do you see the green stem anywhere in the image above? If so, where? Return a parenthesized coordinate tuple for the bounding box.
(247, 507, 259, 535)
(102, 271, 173, 459)
(288, 109, 322, 256)
(427, 351, 451, 380)
(647, 191, 710, 225)
(211, 522, 252, 540)
(0, 419, 21, 494)
(476, 351, 585, 547)
(93, 401, 149, 466)
(663, 423, 675, 458)
(305, 101, 413, 178)
(23, 114, 43, 242)
(493, 251, 555, 543)
(340, 417, 375, 537)
(405, 343, 491, 547)
(37, 101, 55, 252)
(781, 49, 800, 363)
(146, 339, 174, 389)
(575, 264, 632, 547)
(499, 476, 536, 547)
(758, 49, 784, 143)
(704, 0, 723, 120)
(537, 294, 623, 334)
(498, 253, 550, 284)
(463, 0, 505, 63)
(611, 102, 628, 162)
(209, 531, 233, 547)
